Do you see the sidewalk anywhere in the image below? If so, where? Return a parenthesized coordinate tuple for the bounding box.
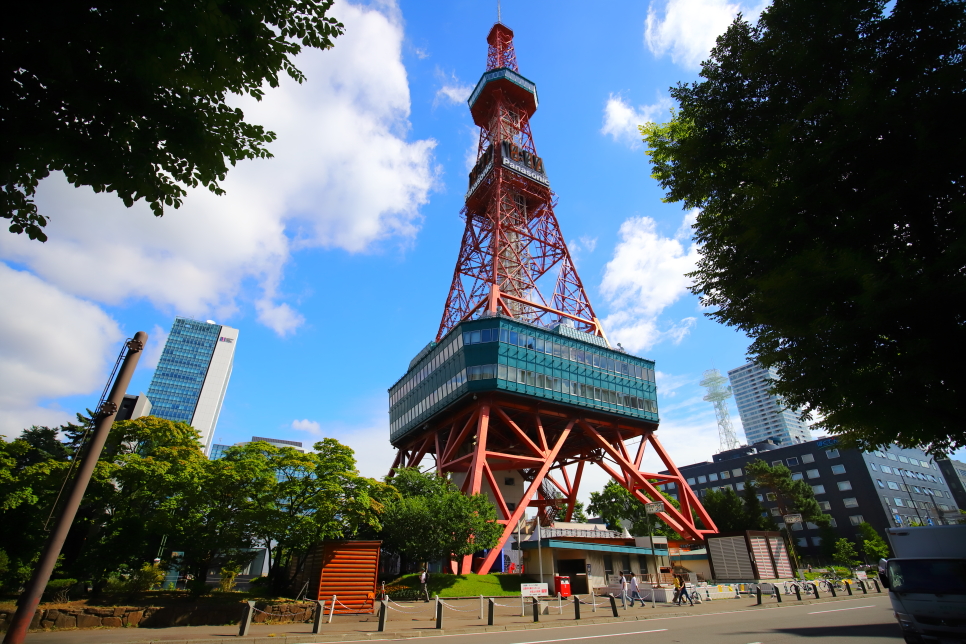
(17, 590, 889, 644)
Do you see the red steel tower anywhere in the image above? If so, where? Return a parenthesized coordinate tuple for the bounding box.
(389, 23, 717, 575)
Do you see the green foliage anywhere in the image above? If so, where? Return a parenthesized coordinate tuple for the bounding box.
(218, 567, 240, 593)
(742, 481, 775, 531)
(745, 460, 828, 527)
(856, 522, 890, 561)
(0, 415, 382, 598)
(587, 480, 681, 538)
(833, 539, 861, 569)
(43, 578, 77, 603)
(570, 500, 589, 523)
(381, 468, 503, 566)
(818, 524, 840, 560)
(702, 487, 766, 532)
(640, 0, 966, 456)
(3, 0, 344, 241)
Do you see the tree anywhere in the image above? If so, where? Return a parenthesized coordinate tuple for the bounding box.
(832, 538, 861, 570)
(640, 0, 966, 456)
(587, 480, 681, 538)
(703, 487, 760, 533)
(570, 501, 589, 523)
(3, 0, 344, 241)
(232, 439, 392, 595)
(856, 522, 890, 562)
(381, 469, 503, 567)
(742, 481, 775, 531)
(745, 460, 828, 527)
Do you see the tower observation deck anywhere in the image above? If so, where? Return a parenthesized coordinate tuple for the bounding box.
(389, 23, 717, 575)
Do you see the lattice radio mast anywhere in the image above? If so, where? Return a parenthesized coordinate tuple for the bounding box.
(701, 368, 740, 452)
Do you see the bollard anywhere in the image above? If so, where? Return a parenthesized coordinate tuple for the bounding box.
(591, 589, 597, 612)
(608, 594, 619, 618)
(479, 595, 484, 620)
(532, 597, 540, 622)
(859, 580, 868, 595)
(812, 583, 820, 599)
(774, 586, 782, 603)
(312, 600, 325, 633)
(329, 595, 336, 623)
(435, 599, 443, 629)
(558, 592, 563, 614)
(378, 601, 388, 632)
(756, 586, 762, 605)
(488, 598, 495, 626)
(830, 583, 837, 598)
(873, 579, 881, 593)
(521, 593, 526, 618)
(573, 594, 581, 620)
(795, 585, 802, 601)
(239, 601, 255, 636)
(846, 581, 853, 596)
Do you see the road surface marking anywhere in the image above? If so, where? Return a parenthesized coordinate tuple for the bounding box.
(510, 630, 668, 643)
(808, 605, 875, 614)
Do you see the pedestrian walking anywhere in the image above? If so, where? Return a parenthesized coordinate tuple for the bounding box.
(420, 568, 430, 602)
(671, 574, 682, 604)
(675, 574, 694, 606)
(628, 573, 644, 607)
(619, 572, 629, 608)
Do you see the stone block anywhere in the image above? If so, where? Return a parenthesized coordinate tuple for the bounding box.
(101, 616, 123, 628)
(113, 606, 127, 617)
(45, 610, 61, 620)
(54, 614, 76, 629)
(76, 614, 102, 628)
(29, 611, 42, 630)
(87, 607, 114, 616)
(41, 619, 56, 630)
(125, 610, 144, 625)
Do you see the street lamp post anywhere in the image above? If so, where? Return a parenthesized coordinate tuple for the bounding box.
(644, 501, 664, 608)
(782, 514, 803, 577)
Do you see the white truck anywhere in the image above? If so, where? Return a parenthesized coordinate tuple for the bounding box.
(878, 525, 966, 644)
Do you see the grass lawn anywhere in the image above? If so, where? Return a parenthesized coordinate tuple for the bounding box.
(386, 573, 529, 598)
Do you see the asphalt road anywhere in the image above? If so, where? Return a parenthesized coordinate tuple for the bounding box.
(382, 596, 901, 644)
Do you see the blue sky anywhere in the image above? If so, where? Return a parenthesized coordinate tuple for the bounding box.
(3, 0, 953, 499)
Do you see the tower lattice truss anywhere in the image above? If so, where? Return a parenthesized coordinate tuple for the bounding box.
(437, 24, 605, 343)
(392, 23, 718, 576)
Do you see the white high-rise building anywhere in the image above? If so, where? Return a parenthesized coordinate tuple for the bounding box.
(727, 362, 811, 446)
(146, 317, 239, 454)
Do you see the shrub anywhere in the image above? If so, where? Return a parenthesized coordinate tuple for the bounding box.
(187, 579, 214, 597)
(218, 567, 240, 593)
(43, 578, 77, 603)
(129, 563, 166, 592)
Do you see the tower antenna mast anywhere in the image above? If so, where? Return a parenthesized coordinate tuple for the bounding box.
(701, 368, 740, 452)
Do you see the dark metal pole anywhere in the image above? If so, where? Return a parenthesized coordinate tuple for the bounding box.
(3, 332, 146, 644)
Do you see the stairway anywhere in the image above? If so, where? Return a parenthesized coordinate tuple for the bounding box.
(309, 541, 381, 614)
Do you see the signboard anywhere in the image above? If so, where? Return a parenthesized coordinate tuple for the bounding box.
(783, 513, 803, 524)
(645, 502, 665, 515)
(855, 571, 868, 580)
(520, 583, 549, 597)
(586, 563, 592, 574)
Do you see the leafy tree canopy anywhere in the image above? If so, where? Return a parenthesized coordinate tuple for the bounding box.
(641, 0, 966, 456)
(833, 538, 862, 569)
(587, 480, 681, 538)
(745, 460, 828, 528)
(702, 487, 773, 533)
(381, 468, 503, 566)
(3, 0, 344, 241)
(856, 522, 891, 561)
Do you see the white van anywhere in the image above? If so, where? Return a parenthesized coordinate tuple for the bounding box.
(879, 525, 966, 644)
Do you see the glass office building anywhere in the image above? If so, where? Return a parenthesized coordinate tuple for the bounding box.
(146, 317, 239, 454)
(728, 362, 811, 446)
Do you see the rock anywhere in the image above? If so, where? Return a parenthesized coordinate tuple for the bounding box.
(113, 606, 126, 617)
(76, 614, 101, 628)
(101, 617, 123, 628)
(125, 610, 144, 626)
(54, 614, 76, 629)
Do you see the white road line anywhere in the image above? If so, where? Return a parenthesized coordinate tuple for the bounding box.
(510, 629, 668, 644)
(808, 605, 875, 614)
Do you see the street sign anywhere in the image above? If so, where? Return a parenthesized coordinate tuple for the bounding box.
(645, 502, 665, 515)
(520, 583, 549, 597)
(783, 513, 803, 524)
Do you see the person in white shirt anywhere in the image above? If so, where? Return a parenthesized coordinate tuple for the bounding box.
(619, 573, 629, 608)
(628, 573, 645, 607)
(419, 569, 430, 602)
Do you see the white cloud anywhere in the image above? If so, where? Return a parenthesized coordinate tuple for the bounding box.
(601, 93, 674, 147)
(291, 418, 322, 433)
(141, 324, 169, 371)
(0, 264, 124, 438)
(600, 210, 701, 353)
(289, 399, 396, 480)
(644, 0, 767, 70)
(0, 0, 436, 333)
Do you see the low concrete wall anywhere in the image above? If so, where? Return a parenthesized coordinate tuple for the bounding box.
(0, 601, 319, 632)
